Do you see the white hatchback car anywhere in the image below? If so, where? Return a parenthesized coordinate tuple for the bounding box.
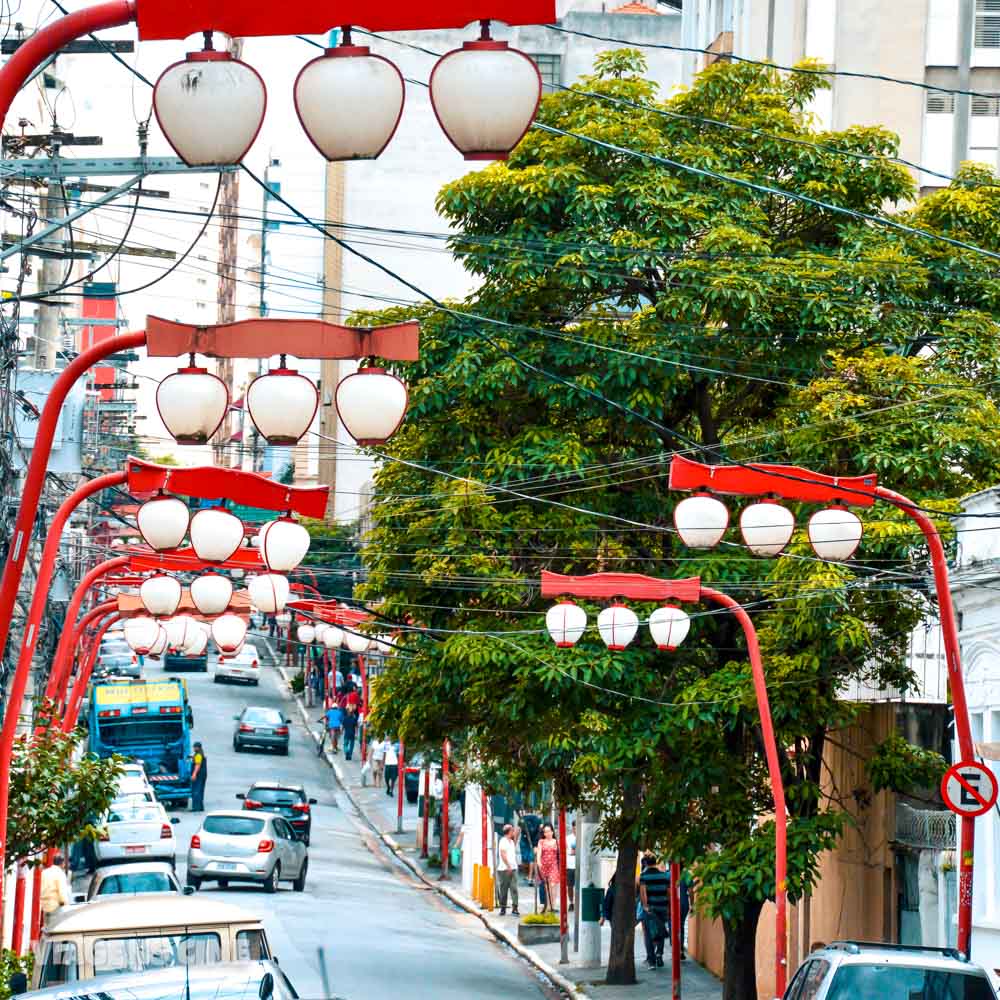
(215, 644, 260, 686)
(96, 801, 179, 867)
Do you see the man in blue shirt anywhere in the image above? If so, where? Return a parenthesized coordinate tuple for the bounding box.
(318, 703, 343, 754)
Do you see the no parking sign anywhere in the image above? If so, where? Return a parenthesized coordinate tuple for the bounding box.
(941, 761, 999, 818)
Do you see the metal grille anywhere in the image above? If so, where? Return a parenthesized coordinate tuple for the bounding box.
(926, 93, 956, 114)
(895, 802, 956, 850)
(976, 0, 1000, 47)
(531, 53, 562, 91)
(973, 96, 1000, 115)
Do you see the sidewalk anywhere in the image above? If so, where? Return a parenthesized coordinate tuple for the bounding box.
(271, 650, 722, 999)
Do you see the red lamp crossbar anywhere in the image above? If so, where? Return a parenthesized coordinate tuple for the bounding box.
(541, 570, 702, 603)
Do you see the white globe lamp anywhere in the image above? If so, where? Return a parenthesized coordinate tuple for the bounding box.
(246, 366, 318, 445)
(648, 605, 691, 651)
(136, 494, 189, 551)
(258, 517, 310, 572)
(248, 573, 289, 614)
(189, 573, 234, 615)
(674, 493, 729, 549)
(545, 601, 587, 648)
(139, 574, 182, 616)
(596, 604, 639, 651)
(189, 506, 245, 563)
(739, 500, 796, 557)
(808, 506, 863, 561)
(156, 362, 229, 445)
(335, 368, 408, 446)
(212, 613, 248, 653)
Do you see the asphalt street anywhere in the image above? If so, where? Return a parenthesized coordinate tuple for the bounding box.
(159, 649, 558, 1000)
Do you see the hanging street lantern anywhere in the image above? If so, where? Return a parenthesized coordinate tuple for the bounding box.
(156, 359, 230, 446)
(248, 573, 289, 614)
(648, 605, 691, 651)
(153, 40, 266, 166)
(275, 611, 292, 627)
(164, 615, 197, 651)
(212, 613, 248, 653)
(189, 573, 234, 615)
(246, 363, 319, 445)
(739, 500, 795, 557)
(294, 31, 405, 162)
(323, 625, 344, 649)
(136, 494, 190, 551)
(545, 601, 588, 648)
(673, 493, 729, 549)
(124, 616, 161, 655)
(258, 517, 310, 573)
(807, 505, 863, 561)
(189, 506, 244, 563)
(297, 623, 316, 644)
(344, 629, 371, 654)
(146, 626, 170, 659)
(335, 367, 408, 446)
(312, 622, 329, 643)
(183, 626, 210, 657)
(596, 604, 639, 651)
(139, 574, 183, 617)
(374, 633, 395, 655)
(429, 20, 542, 160)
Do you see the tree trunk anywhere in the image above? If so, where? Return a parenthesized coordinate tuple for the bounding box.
(605, 834, 639, 985)
(723, 900, 765, 1000)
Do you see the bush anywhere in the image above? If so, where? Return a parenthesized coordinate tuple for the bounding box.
(0, 949, 33, 999)
(521, 912, 559, 925)
(290, 671, 305, 694)
(427, 853, 442, 868)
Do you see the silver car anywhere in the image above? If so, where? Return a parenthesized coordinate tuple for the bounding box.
(186, 811, 308, 893)
(784, 941, 998, 999)
(85, 862, 184, 899)
(95, 802, 179, 867)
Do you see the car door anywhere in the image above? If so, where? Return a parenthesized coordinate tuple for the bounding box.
(275, 819, 303, 873)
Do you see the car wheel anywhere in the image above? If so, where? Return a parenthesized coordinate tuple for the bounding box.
(303, 833, 310, 847)
(264, 863, 280, 894)
(279, 746, 289, 757)
(293, 858, 308, 892)
(218, 879, 229, 889)
(213, 676, 220, 684)
(186, 875, 201, 890)
(233, 738, 241, 753)
(252, 679, 260, 687)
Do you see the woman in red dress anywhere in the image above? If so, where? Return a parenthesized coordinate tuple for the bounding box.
(535, 822, 560, 913)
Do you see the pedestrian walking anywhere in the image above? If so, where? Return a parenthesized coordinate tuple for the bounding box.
(639, 855, 670, 969)
(40, 853, 69, 926)
(497, 823, 520, 916)
(566, 819, 576, 911)
(371, 735, 386, 787)
(384, 738, 399, 796)
(190, 742, 207, 812)
(319, 703, 343, 753)
(535, 822, 560, 913)
(600, 873, 616, 927)
(342, 704, 359, 761)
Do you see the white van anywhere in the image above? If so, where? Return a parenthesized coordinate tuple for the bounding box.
(33, 895, 270, 988)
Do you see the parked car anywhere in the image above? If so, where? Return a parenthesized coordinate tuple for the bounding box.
(404, 752, 437, 805)
(113, 776, 155, 803)
(783, 942, 998, 1000)
(186, 811, 308, 893)
(232, 707, 290, 755)
(118, 763, 152, 788)
(216, 644, 261, 686)
(30, 896, 271, 988)
(15, 961, 300, 1000)
(85, 861, 184, 899)
(95, 801, 179, 867)
(236, 782, 317, 845)
(94, 654, 140, 679)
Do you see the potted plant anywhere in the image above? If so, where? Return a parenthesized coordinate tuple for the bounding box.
(517, 911, 560, 945)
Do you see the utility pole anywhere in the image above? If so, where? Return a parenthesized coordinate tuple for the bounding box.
(33, 150, 64, 370)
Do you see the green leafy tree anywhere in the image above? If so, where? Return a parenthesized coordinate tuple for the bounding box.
(300, 519, 361, 603)
(360, 52, 1000, 998)
(8, 707, 122, 862)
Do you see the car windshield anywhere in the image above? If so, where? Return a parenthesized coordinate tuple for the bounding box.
(92, 932, 221, 975)
(251, 788, 301, 805)
(107, 806, 161, 823)
(96, 871, 175, 895)
(827, 964, 996, 1000)
(203, 815, 266, 836)
(242, 708, 282, 725)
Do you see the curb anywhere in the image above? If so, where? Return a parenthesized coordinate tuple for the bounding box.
(269, 651, 582, 998)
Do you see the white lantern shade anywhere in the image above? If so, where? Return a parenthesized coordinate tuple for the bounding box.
(545, 602, 587, 648)
(674, 493, 729, 549)
(189, 573, 234, 615)
(294, 45, 405, 161)
(297, 624, 316, 644)
(124, 616, 161, 655)
(182, 627, 209, 656)
(335, 368, 408, 446)
(429, 38, 541, 160)
(739, 501, 795, 557)
(313, 623, 329, 642)
(156, 366, 229, 445)
(246, 368, 318, 445)
(248, 573, 289, 614)
(189, 506, 245, 563)
(648, 605, 691, 651)
(139, 575, 182, 616)
(344, 629, 371, 653)
(153, 51, 266, 166)
(219, 639, 246, 661)
(164, 615, 197, 651)
(323, 625, 344, 649)
(375, 633, 395, 655)
(147, 626, 169, 659)
(596, 604, 639, 651)
(275, 611, 292, 626)
(136, 495, 189, 551)
(258, 518, 311, 572)
(211, 613, 248, 652)
(808, 506, 863, 561)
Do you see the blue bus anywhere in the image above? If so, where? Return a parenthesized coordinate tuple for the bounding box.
(88, 679, 193, 806)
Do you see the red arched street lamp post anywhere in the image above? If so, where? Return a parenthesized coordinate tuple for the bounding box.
(540, 570, 788, 998)
(668, 453, 979, 960)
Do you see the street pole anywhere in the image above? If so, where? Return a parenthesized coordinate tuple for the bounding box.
(34, 168, 66, 371)
(578, 804, 601, 967)
(10, 862, 25, 954)
(670, 862, 681, 1000)
(49, 600, 118, 709)
(558, 805, 569, 964)
(421, 767, 431, 859)
(397, 742, 405, 835)
(359, 654, 368, 764)
(63, 612, 121, 731)
(441, 738, 450, 879)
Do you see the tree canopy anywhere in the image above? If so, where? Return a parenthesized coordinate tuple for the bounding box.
(358, 52, 1000, 998)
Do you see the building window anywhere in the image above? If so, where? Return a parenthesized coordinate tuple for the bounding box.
(530, 53, 562, 91)
(976, 0, 1000, 48)
(926, 93, 956, 114)
(970, 95, 999, 169)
